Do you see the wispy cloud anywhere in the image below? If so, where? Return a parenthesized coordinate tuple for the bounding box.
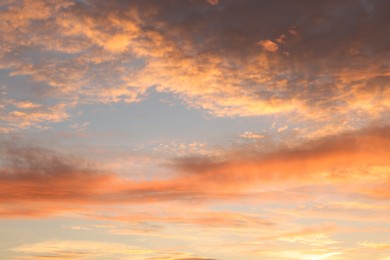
(1, 125, 388, 218)
(240, 131, 265, 139)
(10, 240, 208, 260)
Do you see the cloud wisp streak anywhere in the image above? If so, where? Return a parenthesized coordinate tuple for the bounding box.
(1, 125, 389, 217)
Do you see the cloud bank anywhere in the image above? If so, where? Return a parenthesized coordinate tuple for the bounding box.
(0, 0, 388, 131)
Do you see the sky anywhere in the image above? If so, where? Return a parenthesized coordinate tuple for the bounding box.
(0, 0, 389, 259)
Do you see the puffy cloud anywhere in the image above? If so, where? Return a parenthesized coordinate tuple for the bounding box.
(4, 103, 70, 129)
(0, 0, 388, 131)
(257, 40, 279, 52)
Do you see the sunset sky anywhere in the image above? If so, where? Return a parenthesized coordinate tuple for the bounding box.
(0, 0, 390, 259)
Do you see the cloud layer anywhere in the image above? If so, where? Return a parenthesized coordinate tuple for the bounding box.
(1, 125, 389, 218)
(1, 0, 389, 131)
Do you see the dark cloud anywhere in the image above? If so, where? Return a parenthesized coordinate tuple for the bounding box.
(0, 139, 113, 205)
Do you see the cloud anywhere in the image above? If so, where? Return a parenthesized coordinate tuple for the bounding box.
(0, 2, 389, 258)
(254, 249, 343, 260)
(358, 241, 390, 250)
(277, 126, 288, 133)
(70, 122, 90, 132)
(239, 131, 265, 139)
(261, 226, 339, 246)
(173, 125, 390, 188)
(10, 240, 206, 260)
(93, 210, 274, 231)
(257, 40, 279, 52)
(0, 139, 115, 214)
(206, 0, 219, 6)
(0, 0, 388, 131)
(1, 127, 389, 259)
(4, 103, 70, 129)
(0, 125, 389, 219)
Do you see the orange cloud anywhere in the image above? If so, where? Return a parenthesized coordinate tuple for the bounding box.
(0, 125, 389, 218)
(207, 0, 219, 5)
(240, 131, 265, 139)
(173, 126, 390, 188)
(1, 0, 388, 131)
(10, 240, 211, 260)
(257, 40, 279, 52)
